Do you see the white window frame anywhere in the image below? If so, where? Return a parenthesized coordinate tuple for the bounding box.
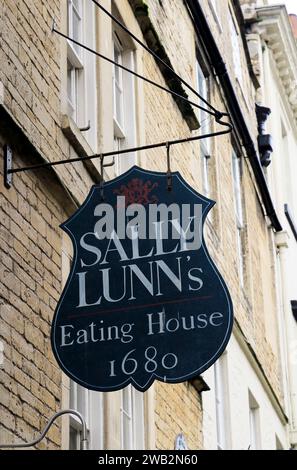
(67, 0, 84, 124)
(275, 434, 284, 450)
(201, 152, 211, 198)
(68, 367, 104, 450)
(208, 0, 222, 32)
(248, 391, 261, 450)
(113, 33, 125, 138)
(68, 0, 83, 58)
(196, 59, 211, 199)
(121, 385, 145, 450)
(209, 0, 217, 14)
(112, 29, 137, 174)
(232, 150, 245, 287)
(228, 9, 243, 85)
(67, 0, 97, 150)
(214, 354, 231, 450)
(69, 381, 90, 450)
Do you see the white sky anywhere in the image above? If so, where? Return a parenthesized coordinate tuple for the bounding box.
(268, 0, 297, 14)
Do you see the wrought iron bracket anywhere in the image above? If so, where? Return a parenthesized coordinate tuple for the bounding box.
(2, 114, 232, 189)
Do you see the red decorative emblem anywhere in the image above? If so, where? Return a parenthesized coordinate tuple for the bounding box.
(113, 178, 159, 206)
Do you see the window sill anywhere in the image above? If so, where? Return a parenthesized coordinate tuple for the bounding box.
(114, 118, 125, 139)
(67, 42, 84, 69)
(61, 114, 101, 183)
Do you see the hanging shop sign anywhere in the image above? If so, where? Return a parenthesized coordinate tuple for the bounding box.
(51, 166, 233, 392)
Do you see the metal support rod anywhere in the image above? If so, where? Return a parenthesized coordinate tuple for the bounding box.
(0, 409, 88, 450)
(6, 117, 232, 176)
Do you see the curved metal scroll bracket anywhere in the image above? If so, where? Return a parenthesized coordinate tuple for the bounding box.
(0, 409, 88, 450)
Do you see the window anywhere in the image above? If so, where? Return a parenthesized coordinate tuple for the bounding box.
(275, 434, 284, 450)
(232, 150, 245, 287)
(196, 59, 211, 198)
(210, 0, 217, 15)
(69, 381, 90, 450)
(121, 385, 145, 450)
(67, 0, 97, 149)
(69, 381, 104, 450)
(228, 10, 243, 85)
(248, 392, 261, 450)
(281, 121, 293, 204)
(214, 354, 230, 450)
(67, 0, 84, 124)
(113, 35, 125, 136)
(209, 0, 222, 31)
(112, 27, 137, 174)
(68, 0, 83, 54)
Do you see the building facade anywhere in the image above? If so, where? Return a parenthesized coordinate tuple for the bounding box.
(0, 0, 295, 450)
(243, 1, 297, 448)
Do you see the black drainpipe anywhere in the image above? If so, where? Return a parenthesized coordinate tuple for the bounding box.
(186, 0, 282, 232)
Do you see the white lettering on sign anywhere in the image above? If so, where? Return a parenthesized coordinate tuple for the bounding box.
(146, 310, 223, 335)
(58, 308, 224, 376)
(76, 257, 203, 308)
(60, 320, 135, 346)
(108, 347, 178, 378)
(59, 309, 223, 348)
(74, 201, 205, 310)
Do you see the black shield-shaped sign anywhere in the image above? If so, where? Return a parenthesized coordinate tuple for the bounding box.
(51, 166, 233, 392)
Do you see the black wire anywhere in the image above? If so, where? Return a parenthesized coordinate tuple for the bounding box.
(91, 0, 219, 115)
(53, 27, 217, 117)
